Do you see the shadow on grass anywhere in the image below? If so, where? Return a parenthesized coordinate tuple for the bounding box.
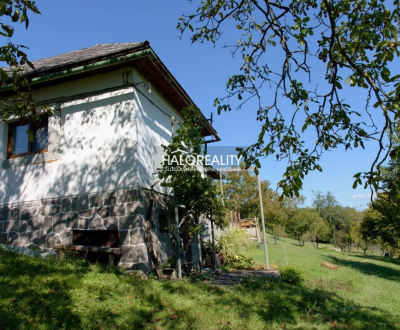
(228, 277, 398, 330)
(352, 253, 400, 267)
(0, 249, 86, 329)
(0, 249, 398, 330)
(326, 255, 400, 282)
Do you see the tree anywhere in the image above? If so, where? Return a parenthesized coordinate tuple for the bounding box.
(285, 207, 314, 246)
(157, 106, 226, 263)
(0, 1, 54, 123)
(312, 191, 346, 247)
(308, 211, 330, 248)
(359, 206, 381, 254)
(223, 170, 270, 218)
(361, 127, 400, 256)
(335, 207, 362, 252)
(178, 0, 400, 198)
(223, 170, 304, 243)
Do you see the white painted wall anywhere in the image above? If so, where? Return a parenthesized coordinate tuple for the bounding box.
(0, 67, 182, 204)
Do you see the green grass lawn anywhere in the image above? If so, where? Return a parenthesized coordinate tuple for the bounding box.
(0, 239, 399, 330)
(243, 234, 400, 316)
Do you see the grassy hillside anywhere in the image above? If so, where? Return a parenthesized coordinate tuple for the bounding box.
(243, 234, 400, 315)
(0, 239, 399, 330)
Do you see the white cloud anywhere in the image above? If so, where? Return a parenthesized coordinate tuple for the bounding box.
(351, 194, 371, 200)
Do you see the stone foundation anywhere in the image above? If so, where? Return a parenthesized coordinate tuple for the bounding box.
(0, 187, 172, 271)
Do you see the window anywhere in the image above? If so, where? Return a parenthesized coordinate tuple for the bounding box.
(7, 116, 49, 159)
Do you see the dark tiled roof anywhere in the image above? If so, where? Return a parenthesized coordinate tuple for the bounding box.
(5, 41, 148, 76)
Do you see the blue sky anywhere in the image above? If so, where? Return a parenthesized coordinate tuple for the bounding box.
(7, 0, 383, 209)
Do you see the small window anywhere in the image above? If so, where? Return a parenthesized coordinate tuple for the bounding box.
(158, 214, 169, 233)
(7, 116, 49, 159)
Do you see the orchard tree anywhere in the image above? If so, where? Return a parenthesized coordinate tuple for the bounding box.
(285, 207, 315, 246)
(223, 170, 271, 218)
(308, 211, 330, 248)
(312, 191, 346, 247)
(363, 127, 400, 255)
(178, 0, 400, 198)
(359, 206, 381, 254)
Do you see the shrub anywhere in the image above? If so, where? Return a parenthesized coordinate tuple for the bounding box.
(224, 254, 254, 270)
(280, 266, 305, 285)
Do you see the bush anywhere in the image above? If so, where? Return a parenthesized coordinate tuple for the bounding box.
(224, 254, 254, 270)
(218, 230, 258, 256)
(216, 230, 257, 269)
(280, 266, 305, 285)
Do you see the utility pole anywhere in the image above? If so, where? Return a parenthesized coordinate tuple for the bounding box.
(257, 174, 270, 270)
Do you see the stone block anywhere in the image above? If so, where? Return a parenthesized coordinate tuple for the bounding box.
(126, 202, 148, 216)
(78, 208, 97, 218)
(61, 197, 72, 212)
(53, 213, 67, 233)
(97, 206, 110, 219)
(60, 228, 72, 240)
(22, 201, 41, 209)
(119, 230, 130, 245)
(43, 217, 53, 233)
(61, 236, 73, 245)
(19, 221, 28, 233)
(72, 195, 90, 212)
(119, 215, 145, 230)
(27, 214, 44, 231)
(78, 218, 89, 229)
(4, 220, 20, 232)
(117, 188, 138, 203)
(104, 217, 118, 230)
(37, 205, 45, 216)
(89, 194, 103, 208)
(42, 199, 62, 206)
(8, 232, 19, 245)
(21, 207, 37, 220)
(47, 206, 60, 216)
(19, 232, 33, 245)
(130, 228, 145, 245)
(47, 233, 61, 247)
(9, 208, 20, 220)
(103, 191, 117, 206)
(111, 204, 126, 216)
(0, 207, 9, 221)
(89, 214, 104, 229)
(17, 203, 28, 211)
(120, 245, 148, 263)
(65, 213, 80, 228)
(32, 230, 47, 247)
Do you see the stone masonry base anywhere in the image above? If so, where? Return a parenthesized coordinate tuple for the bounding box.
(0, 187, 171, 272)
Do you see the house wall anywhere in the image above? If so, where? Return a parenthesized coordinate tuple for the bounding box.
(0, 67, 181, 204)
(0, 67, 184, 271)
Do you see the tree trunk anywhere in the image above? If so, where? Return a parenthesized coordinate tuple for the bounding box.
(273, 228, 277, 244)
(333, 230, 337, 248)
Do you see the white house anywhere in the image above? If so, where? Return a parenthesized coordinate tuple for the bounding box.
(0, 42, 220, 271)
